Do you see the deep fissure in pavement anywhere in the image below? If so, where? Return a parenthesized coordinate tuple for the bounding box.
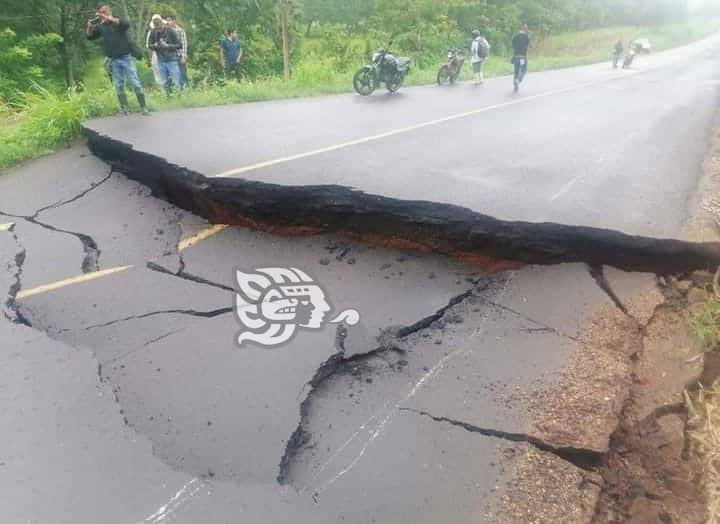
(587, 264, 631, 316)
(276, 280, 494, 486)
(0, 170, 112, 276)
(85, 129, 720, 275)
(83, 307, 234, 331)
(401, 408, 605, 472)
(146, 261, 236, 293)
(3, 223, 29, 325)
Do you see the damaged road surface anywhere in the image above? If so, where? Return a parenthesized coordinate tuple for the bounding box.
(2, 35, 720, 524)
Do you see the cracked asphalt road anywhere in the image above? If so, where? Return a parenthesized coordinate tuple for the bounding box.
(0, 151, 651, 523)
(1, 36, 717, 524)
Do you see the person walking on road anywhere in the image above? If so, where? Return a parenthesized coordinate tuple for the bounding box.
(612, 39, 624, 69)
(165, 15, 188, 88)
(147, 20, 183, 95)
(86, 4, 149, 115)
(219, 29, 243, 80)
(511, 24, 531, 92)
(470, 29, 490, 85)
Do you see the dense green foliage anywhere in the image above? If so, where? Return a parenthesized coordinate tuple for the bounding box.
(1, 0, 719, 170)
(0, 0, 706, 96)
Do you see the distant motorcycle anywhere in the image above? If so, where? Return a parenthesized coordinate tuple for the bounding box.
(622, 48, 636, 69)
(437, 49, 464, 85)
(353, 49, 411, 96)
(622, 39, 650, 69)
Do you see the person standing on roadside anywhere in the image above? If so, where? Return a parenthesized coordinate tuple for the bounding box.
(146, 14, 164, 86)
(612, 39, 624, 69)
(511, 24, 531, 92)
(165, 15, 188, 88)
(470, 29, 490, 85)
(219, 29, 242, 80)
(86, 4, 149, 115)
(147, 18, 182, 95)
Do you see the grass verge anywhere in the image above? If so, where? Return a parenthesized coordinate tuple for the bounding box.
(688, 291, 720, 523)
(1, 18, 719, 172)
(686, 381, 720, 524)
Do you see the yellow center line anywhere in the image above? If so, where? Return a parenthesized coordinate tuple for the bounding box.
(213, 72, 640, 179)
(17, 266, 133, 299)
(178, 224, 228, 251)
(17, 224, 228, 300)
(0, 222, 15, 232)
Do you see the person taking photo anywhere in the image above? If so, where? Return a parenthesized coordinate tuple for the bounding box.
(86, 4, 149, 115)
(147, 18, 183, 95)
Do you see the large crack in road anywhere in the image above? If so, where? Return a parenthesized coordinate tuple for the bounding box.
(85, 129, 720, 276)
(4, 142, 701, 522)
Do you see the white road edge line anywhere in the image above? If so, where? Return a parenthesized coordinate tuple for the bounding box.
(139, 477, 207, 524)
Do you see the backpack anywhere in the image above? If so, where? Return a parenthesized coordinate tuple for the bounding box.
(477, 37, 490, 58)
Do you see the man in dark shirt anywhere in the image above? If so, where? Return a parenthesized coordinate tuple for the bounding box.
(165, 15, 188, 88)
(613, 39, 624, 68)
(147, 22, 182, 95)
(86, 4, 148, 115)
(511, 24, 531, 92)
(219, 30, 243, 79)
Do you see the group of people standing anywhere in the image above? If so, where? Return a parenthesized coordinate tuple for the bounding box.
(470, 25, 531, 92)
(87, 3, 245, 115)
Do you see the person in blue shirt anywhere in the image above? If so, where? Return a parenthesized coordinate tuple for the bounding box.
(219, 29, 243, 79)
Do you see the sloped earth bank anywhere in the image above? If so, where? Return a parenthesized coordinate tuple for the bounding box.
(1, 143, 719, 522)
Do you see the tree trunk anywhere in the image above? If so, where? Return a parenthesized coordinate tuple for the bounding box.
(59, 5, 75, 88)
(280, 0, 291, 81)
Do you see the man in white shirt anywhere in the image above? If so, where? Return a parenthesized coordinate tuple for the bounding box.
(470, 29, 490, 85)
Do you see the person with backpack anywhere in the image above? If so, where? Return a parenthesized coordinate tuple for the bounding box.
(470, 30, 490, 85)
(86, 4, 149, 115)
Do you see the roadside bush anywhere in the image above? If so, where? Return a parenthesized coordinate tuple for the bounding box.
(293, 57, 340, 87)
(0, 28, 63, 104)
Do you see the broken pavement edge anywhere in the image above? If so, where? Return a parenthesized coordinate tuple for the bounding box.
(83, 128, 720, 275)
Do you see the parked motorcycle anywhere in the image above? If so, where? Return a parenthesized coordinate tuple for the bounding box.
(437, 49, 464, 85)
(622, 40, 650, 69)
(622, 48, 636, 69)
(353, 49, 411, 96)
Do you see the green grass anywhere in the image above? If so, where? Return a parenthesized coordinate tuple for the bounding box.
(690, 295, 720, 348)
(2, 18, 720, 172)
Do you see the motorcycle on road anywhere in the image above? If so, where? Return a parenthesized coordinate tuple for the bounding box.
(437, 49, 464, 85)
(353, 49, 411, 96)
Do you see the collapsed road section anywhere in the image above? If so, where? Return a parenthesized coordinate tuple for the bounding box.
(84, 128, 720, 275)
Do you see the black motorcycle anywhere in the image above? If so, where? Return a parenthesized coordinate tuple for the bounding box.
(353, 49, 411, 96)
(437, 49, 464, 85)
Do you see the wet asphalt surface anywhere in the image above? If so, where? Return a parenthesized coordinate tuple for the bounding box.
(1, 36, 717, 524)
(87, 35, 720, 237)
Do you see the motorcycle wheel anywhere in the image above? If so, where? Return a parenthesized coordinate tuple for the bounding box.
(353, 69, 376, 96)
(386, 75, 403, 93)
(437, 65, 451, 86)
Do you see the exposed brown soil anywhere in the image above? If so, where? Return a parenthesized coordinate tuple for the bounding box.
(489, 274, 717, 523)
(592, 275, 709, 524)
